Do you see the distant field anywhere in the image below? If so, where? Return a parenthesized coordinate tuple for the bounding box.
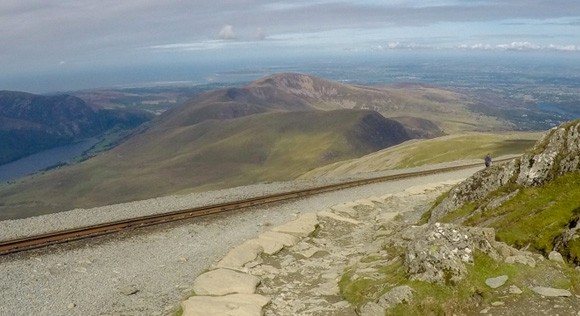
(300, 132, 542, 179)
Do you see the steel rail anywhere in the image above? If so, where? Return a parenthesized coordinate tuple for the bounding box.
(0, 159, 511, 256)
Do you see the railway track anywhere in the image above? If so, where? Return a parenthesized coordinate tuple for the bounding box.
(0, 159, 510, 256)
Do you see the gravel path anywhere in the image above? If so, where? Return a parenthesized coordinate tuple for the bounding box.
(0, 165, 481, 316)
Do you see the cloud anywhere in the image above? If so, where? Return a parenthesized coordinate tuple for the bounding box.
(456, 41, 580, 52)
(218, 24, 237, 40)
(255, 27, 267, 40)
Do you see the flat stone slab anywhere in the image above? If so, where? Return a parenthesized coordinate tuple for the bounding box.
(193, 268, 260, 296)
(246, 238, 284, 255)
(259, 231, 299, 247)
(181, 293, 270, 316)
(376, 212, 400, 223)
(353, 198, 375, 207)
(330, 203, 358, 217)
(485, 275, 508, 289)
(271, 213, 318, 237)
(318, 210, 361, 224)
(215, 241, 263, 270)
(530, 286, 572, 297)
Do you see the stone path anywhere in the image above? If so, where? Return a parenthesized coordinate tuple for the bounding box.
(179, 180, 457, 316)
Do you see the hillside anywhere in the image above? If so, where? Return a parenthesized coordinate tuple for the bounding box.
(157, 73, 506, 134)
(0, 73, 523, 219)
(300, 132, 541, 179)
(333, 120, 580, 315)
(428, 120, 580, 260)
(0, 109, 412, 219)
(0, 90, 153, 164)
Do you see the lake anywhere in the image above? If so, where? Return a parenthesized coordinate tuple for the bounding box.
(0, 139, 98, 183)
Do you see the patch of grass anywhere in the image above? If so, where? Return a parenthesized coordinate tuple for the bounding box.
(172, 305, 183, 316)
(339, 257, 406, 306)
(340, 241, 580, 314)
(396, 134, 538, 169)
(418, 190, 452, 225)
(440, 202, 478, 223)
(466, 172, 580, 261)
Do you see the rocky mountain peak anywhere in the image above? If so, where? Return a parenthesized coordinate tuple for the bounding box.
(248, 73, 340, 99)
(429, 119, 580, 223)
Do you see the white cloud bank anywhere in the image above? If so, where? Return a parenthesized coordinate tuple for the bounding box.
(457, 41, 580, 52)
(218, 24, 237, 40)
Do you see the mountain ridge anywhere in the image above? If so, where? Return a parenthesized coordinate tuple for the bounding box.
(0, 73, 513, 219)
(151, 73, 506, 134)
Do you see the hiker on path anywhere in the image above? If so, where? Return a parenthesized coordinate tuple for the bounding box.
(484, 154, 492, 168)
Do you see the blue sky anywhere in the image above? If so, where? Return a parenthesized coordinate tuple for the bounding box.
(1, 0, 579, 92)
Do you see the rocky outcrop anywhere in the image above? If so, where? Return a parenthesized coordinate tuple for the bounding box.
(430, 120, 580, 223)
(404, 223, 498, 284)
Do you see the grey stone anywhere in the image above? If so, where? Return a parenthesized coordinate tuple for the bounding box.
(377, 285, 414, 309)
(485, 275, 508, 289)
(508, 285, 523, 294)
(193, 268, 261, 296)
(505, 255, 536, 267)
(530, 286, 572, 297)
(358, 302, 385, 316)
(548, 251, 565, 263)
(405, 223, 498, 284)
(119, 285, 139, 296)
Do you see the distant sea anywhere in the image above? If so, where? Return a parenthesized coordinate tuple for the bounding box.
(0, 139, 98, 183)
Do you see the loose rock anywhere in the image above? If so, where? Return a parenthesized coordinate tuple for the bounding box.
(548, 251, 565, 263)
(485, 275, 508, 289)
(377, 285, 414, 309)
(530, 286, 572, 297)
(119, 285, 139, 296)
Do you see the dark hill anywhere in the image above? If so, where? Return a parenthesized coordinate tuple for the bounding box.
(0, 91, 153, 164)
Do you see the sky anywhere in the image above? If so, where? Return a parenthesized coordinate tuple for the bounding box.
(1, 0, 580, 92)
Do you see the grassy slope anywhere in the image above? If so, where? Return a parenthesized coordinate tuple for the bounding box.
(442, 171, 580, 263)
(0, 110, 407, 219)
(300, 132, 541, 179)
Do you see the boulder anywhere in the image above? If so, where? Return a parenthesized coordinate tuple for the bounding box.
(405, 223, 498, 284)
(377, 285, 414, 309)
(358, 302, 385, 316)
(548, 251, 565, 263)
